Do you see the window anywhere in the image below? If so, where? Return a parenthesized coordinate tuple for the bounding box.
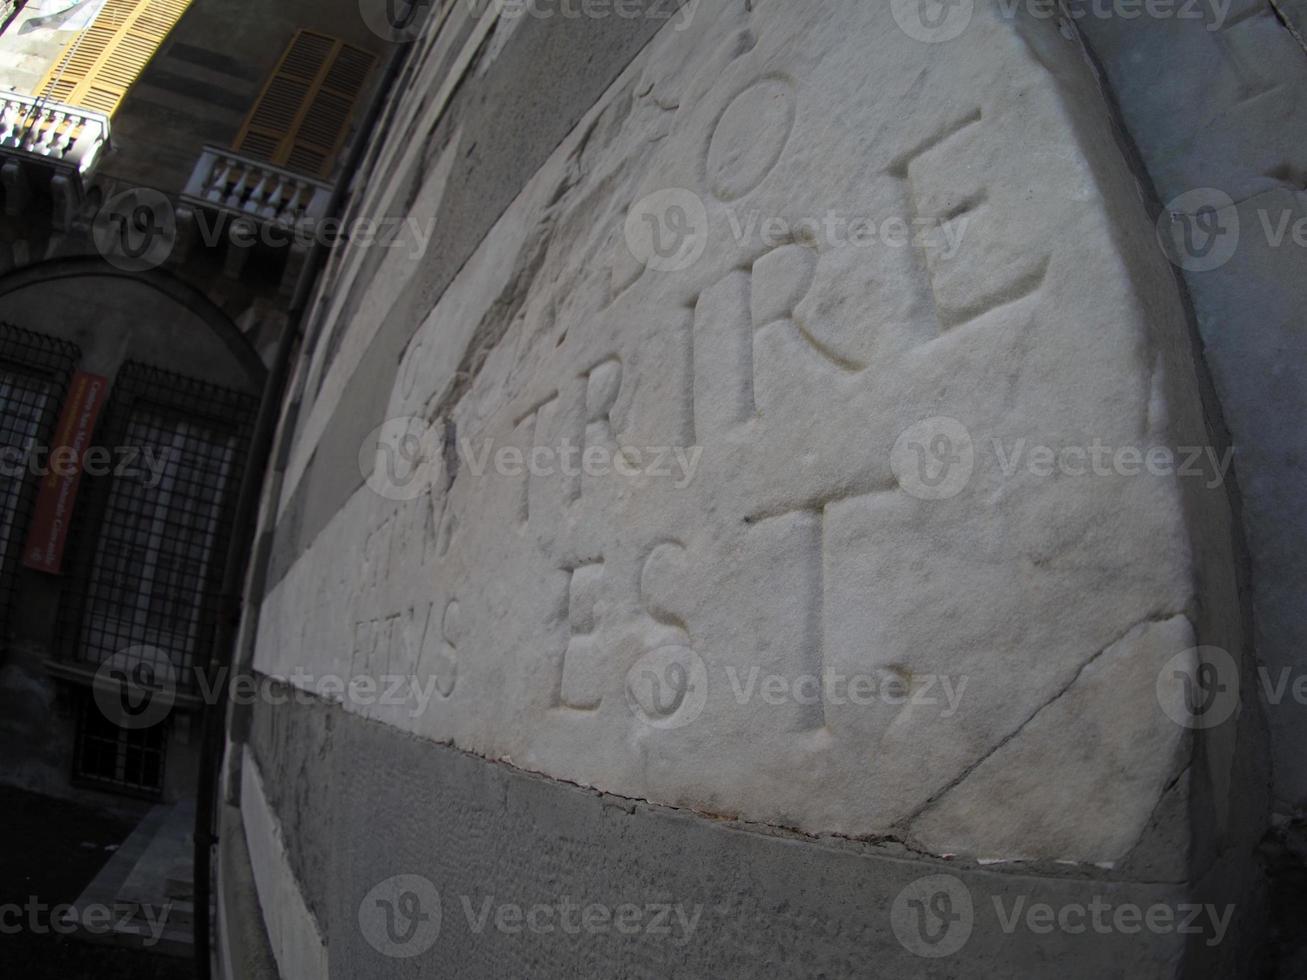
(0, 324, 80, 655)
(233, 29, 376, 179)
(55, 362, 256, 696)
(73, 692, 166, 796)
(33, 0, 194, 117)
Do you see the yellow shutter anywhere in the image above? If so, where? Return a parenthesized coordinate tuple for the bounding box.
(33, 0, 194, 117)
(234, 31, 376, 180)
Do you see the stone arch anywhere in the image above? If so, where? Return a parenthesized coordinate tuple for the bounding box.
(0, 257, 267, 394)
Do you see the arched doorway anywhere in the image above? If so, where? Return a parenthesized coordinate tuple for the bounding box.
(0, 258, 263, 801)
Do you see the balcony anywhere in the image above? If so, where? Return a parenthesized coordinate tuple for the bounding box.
(176, 147, 335, 289)
(180, 146, 332, 228)
(0, 93, 110, 231)
(0, 92, 111, 174)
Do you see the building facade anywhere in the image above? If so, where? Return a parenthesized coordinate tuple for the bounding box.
(215, 1, 1307, 977)
(0, 0, 391, 806)
(2, 0, 1303, 976)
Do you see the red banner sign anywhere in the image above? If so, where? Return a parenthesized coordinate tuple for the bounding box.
(23, 371, 110, 575)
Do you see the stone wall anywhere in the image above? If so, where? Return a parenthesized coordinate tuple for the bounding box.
(1076, 0, 1307, 838)
(224, 1, 1303, 975)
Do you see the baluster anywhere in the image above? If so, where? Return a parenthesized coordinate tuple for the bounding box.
(31, 106, 51, 153)
(31, 109, 48, 155)
(306, 183, 329, 222)
(223, 159, 247, 210)
(275, 177, 296, 222)
(239, 162, 258, 210)
(260, 172, 284, 221)
(67, 113, 108, 173)
(246, 170, 271, 216)
(16, 105, 40, 152)
(69, 114, 90, 159)
(0, 101, 16, 148)
(291, 180, 310, 219)
(205, 155, 231, 204)
(39, 110, 65, 157)
(55, 113, 77, 159)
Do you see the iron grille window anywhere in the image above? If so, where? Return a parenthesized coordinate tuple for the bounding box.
(55, 362, 257, 697)
(0, 324, 80, 656)
(72, 692, 167, 796)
